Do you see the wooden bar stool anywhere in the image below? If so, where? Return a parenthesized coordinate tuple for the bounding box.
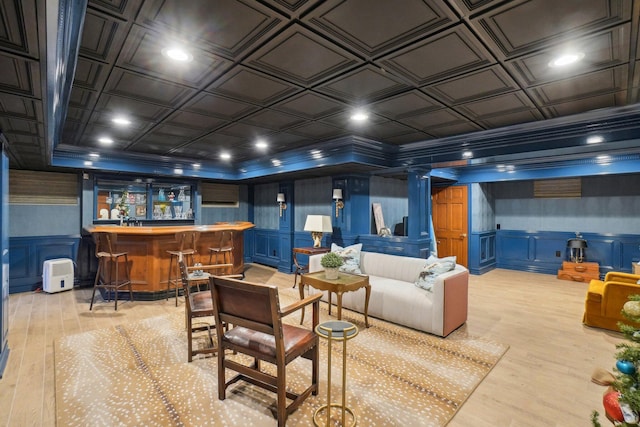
(208, 230, 234, 273)
(90, 232, 133, 311)
(166, 231, 199, 306)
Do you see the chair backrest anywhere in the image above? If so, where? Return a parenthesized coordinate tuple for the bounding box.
(210, 276, 281, 338)
(175, 231, 199, 251)
(178, 259, 190, 293)
(93, 232, 117, 256)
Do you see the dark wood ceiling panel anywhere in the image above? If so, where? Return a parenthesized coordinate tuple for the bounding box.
(206, 66, 301, 106)
(271, 91, 346, 119)
(216, 122, 276, 140)
(476, 109, 544, 128)
(542, 91, 627, 117)
(73, 58, 107, 91)
(385, 131, 432, 145)
(314, 64, 410, 102)
(242, 109, 305, 131)
(471, 0, 631, 60)
(0, 117, 42, 139)
(448, 0, 502, 16)
(267, 131, 313, 150)
(359, 121, 418, 141)
(95, 94, 172, 123)
(183, 93, 259, 121)
(506, 25, 631, 87)
(0, 92, 41, 121)
(0, 0, 38, 58)
(67, 87, 98, 110)
(370, 90, 442, 119)
(378, 25, 495, 86)
(81, 120, 150, 147)
(116, 25, 232, 88)
(303, 0, 458, 57)
(529, 65, 628, 106)
(399, 108, 471, 131)
(287, 121, 346, 139)
(103, 68, 196, 107)
(455, 91, 537, 119)
(128, 133, 190, 155)
(259, 0, 323, 18)
(88, 0, 143, 19)
(79, 8, 129, 63)
(424, 65, 521, 106)
(0, 55, 40, 98)
(163, 111, 228, 133)
(245, 24, 361, 87)
(136, 0, 286, 60)
(428, 121, 484, 138)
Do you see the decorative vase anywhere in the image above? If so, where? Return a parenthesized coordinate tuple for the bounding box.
(325, 268, 339, 280)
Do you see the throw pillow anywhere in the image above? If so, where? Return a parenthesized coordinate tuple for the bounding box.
(415, 260, 455, 291)
(331, 243, 363, 274)
(426, 254, 457, 265)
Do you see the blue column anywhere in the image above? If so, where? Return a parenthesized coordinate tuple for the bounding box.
(278, 182, 294, 273)
(407, 168, 432, 258)
(0, 141, 10, 377)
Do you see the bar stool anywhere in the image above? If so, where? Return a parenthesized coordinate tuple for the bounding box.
(166, 231, 199, 306)
(208, 230, 234, 274)
(314, 320, 359, 427)
(90, 232, 133, 311)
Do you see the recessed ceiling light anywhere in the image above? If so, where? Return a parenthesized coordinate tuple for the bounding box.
(89, 153, 100, 158)
(462, 151, 473, 158)
(193, 163, 201, 169)
(112, 116, 131, 126)
(548, 52, 584, 68)
(350, 111, 369, 122)
(271, 159, 282, 167)
(587, 135, 604, 144)
(256, 140, 268, 149)
(220, 152, 231, 160)
(98, 137, 113, 145)
(84, 160, 93, 166)
(162, 47, 193, 62)
(174, 168, 183, 175)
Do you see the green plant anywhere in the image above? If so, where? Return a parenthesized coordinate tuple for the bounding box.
(320, 252, 343, 269)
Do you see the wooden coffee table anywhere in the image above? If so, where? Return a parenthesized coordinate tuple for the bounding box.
(300, 270, 371, 327)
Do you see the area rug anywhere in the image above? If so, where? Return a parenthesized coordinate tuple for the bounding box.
(55, 288, 508, 426)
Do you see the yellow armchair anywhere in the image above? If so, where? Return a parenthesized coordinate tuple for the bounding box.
(583, 272, 640, 331)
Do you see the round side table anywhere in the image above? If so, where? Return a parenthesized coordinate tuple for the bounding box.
(313, 320, 359, 427)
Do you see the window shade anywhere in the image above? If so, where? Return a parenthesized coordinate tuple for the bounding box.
(201, 183, 239, 206)
(9, 170, 79, 205)
(533, 178, 581, 198)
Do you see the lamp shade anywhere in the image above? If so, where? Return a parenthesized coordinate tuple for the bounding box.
(332, 188, 343, 200)
(304, 215, 333, 233)
(567, 238, 587, 248)
(276, 192, 285, 203)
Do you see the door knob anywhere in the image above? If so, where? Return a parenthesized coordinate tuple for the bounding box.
(460, 234, 467, 239)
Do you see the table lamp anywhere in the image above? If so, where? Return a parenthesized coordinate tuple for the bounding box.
(304, 215, 333, 248)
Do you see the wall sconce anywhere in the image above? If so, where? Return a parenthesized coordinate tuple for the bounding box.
(333, 188, 344, 218)
(277, 193, 287, 217)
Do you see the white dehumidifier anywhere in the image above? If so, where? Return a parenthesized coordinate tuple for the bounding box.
(42, 258, 74, 293)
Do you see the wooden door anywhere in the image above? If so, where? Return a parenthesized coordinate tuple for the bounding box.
(432, 185, 468, 267)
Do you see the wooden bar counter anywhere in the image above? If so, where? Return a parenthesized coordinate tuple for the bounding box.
(86, 222, 254, 295)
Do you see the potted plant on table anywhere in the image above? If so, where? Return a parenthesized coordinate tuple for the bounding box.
(320, 252, 343, 280)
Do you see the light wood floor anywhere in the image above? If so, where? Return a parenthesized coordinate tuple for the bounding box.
(0, 264, 622, 426)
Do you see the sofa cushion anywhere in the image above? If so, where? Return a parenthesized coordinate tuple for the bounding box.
(426, 254, 457, 265)
(331, 243, 363, 274)
(415, 260, 456, 291)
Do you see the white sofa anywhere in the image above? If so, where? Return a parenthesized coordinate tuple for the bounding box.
(308, 251, 469, 337)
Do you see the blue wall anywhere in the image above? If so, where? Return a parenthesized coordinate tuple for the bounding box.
(369, 176, 408, 232)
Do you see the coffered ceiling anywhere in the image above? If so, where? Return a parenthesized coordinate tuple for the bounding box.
(1, 0, 639, 181)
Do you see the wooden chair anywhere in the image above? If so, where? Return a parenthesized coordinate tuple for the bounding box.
(178, 259, 239, 362)
(90, 232, 133, 311)
(166, 231, 200, 306)
(208, 230, 234, 271)
(209, 275, 322, 427)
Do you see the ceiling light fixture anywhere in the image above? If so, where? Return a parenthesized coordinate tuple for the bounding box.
(112, 116, 131, 126)
(192, 163, 201, 169)
(587, 135, 604, 144)
(220, 152, 231, 160)
(98, 137, 113, 145)
(84, 161, 93, 166)
(174, 168, 183, 175)
(256, 140, 268, 149)
(462, 151, 473, 158)
(89, 153, 100, 158)
(548, 52, 584, 68)
(350, 111, 369, 122)
(162, 47, 193, 62)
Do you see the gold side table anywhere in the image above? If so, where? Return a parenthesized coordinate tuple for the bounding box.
(314, 320, 359, 427)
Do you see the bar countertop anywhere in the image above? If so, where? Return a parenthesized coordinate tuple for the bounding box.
(86, 221, 255, 235)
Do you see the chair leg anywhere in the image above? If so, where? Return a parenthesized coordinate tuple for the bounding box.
(166, 254, 174, 302)
(114, 256, 119, 311)
(89, 258, 102, 310)
(218, 348, 226, 400)
(125, 254, 133, 302)
(187, 316, 193, 362)
(277, 365, 287, 427)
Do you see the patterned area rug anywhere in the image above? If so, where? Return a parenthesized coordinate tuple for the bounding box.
(55, 287, 508, 426)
